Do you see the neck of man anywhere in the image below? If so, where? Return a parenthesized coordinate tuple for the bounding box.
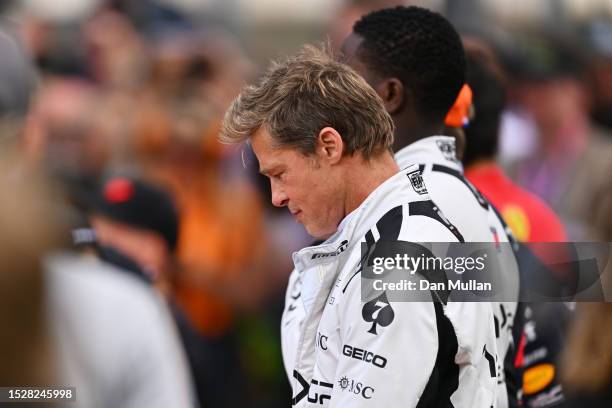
(342, 151, 399, 217)
(392, 116, 445, 152)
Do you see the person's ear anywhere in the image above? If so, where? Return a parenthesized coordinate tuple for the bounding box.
(316, 127, 344, 165)
(375, 77, 404, 114)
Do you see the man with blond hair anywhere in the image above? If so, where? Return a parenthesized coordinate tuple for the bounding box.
(220, 45, 497, 407)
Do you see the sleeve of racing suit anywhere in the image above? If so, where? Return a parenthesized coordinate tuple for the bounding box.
(327, 279, 440, 407)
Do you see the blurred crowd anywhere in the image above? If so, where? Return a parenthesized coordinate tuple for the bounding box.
(0, 0, 610, 407)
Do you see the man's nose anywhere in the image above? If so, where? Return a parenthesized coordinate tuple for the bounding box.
(271, 184, 288, 207)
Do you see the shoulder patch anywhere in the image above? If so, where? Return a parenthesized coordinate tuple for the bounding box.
(435, 139, 459, 162)
(407, 170, 428, 195)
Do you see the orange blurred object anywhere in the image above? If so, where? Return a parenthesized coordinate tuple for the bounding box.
(445, 84, 473, 128)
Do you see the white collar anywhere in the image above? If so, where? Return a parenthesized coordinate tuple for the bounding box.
(395, 135, 463, 172)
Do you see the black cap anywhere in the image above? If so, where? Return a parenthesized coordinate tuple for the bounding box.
(87, 177, 180, 251)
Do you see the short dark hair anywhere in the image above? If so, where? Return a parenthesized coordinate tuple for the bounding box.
(463, 51, 507, 167)
(353, 6, 466, 122)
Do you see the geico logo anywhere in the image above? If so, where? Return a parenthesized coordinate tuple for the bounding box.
(342, 344, 387, 368)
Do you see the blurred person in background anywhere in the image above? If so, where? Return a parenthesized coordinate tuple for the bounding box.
(326, 0, 405, 50)
(21, 1, 294, 404)
(46, 236, 197, 408)
(83, 8, 147, 90)
(86, 176, 180, 285)
(23, 79, 115, 209)
(0, 20, 196, 407)
(132, 24, 295, 407)
(131, 25, 275, 326)
(581, 18, 612, 134)
(506, 32, 612, 240)
(578, 19, 612, 242)
(461, 39, 574, 408)
(560, 302, 612, 407)
(0, 148, 62, 393)
(85, 175, 244, 407)
(0, 17, 67, 391)
(342, 7, 521, 406)
(462, 38, 567, 243)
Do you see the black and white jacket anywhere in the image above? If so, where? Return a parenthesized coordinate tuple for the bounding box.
(396, 136, 521, 408)
(281, 164, 499, 407)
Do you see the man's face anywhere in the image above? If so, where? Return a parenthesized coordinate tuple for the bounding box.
(251, 128, 344, 239)
(90, 215, 170, 280)
(515, 78, 586, 141)
(341, 33, 404, 126)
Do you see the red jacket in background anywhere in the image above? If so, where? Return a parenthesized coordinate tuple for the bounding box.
(466, 164, 567, 243)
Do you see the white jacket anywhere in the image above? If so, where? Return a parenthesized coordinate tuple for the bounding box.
(46, 253, 197, 408)
(281, 164, 499, 407)
(396, 136, 521, 408)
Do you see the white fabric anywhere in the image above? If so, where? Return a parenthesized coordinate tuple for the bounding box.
(281, 164, 499, 407)
(396, 136, 521, 408)
(46, 253, 196, 408)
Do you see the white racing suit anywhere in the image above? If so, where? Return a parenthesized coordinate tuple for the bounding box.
(396, 136, 521, 408)
(281, 164, 500, 407)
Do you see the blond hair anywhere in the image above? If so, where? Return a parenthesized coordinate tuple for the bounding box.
(220, 44, 394, 158)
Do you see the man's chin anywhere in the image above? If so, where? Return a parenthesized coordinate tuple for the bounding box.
(305, 224, 334, 241)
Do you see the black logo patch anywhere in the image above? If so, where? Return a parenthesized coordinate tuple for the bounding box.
(342, 344, 388, 368)
(316, 332, 328, 350)
(339, 376, 350, 390)
(407, 170, 427, 195)
(292, 370, 310, 405)
(311, 240, 349, 260)
(338, 376, 375, 399)
(436, 139, 458, 162)
(362, 292, 395, 335)
(286, 285, 301, 313)
(307, 379, 333, 405)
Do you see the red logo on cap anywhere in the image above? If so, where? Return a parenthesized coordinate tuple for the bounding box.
(104, 178, 134, 203)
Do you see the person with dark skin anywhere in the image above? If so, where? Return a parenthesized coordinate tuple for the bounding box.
(341, 6, 522, 407)
(341, 8, 464, 151)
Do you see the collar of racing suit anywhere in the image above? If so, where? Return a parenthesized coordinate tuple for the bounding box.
(395, 135, 463, 172)
(290, 163, 428, 314)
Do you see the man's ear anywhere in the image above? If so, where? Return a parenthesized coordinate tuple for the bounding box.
(375, 78, 404, 114)
(316, 127, 344, 164)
